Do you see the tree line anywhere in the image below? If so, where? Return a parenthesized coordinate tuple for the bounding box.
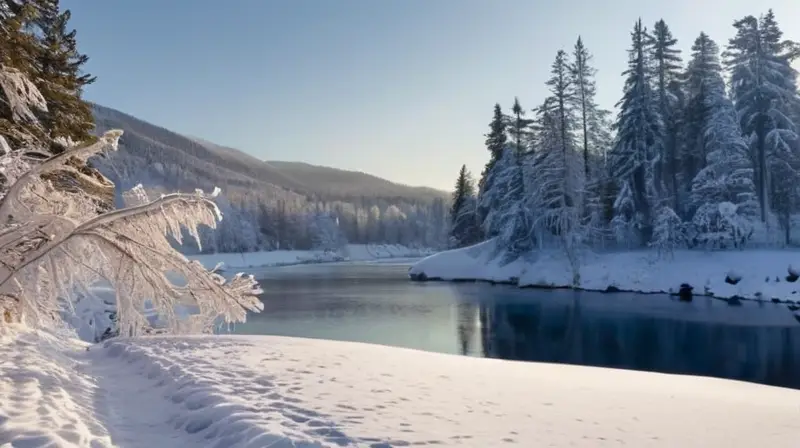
(450, 11, 800, 265)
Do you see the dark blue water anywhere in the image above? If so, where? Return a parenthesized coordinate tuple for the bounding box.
(227, 261, 800, 389)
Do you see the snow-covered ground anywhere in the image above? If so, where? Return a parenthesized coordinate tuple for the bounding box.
(2, 328, 799, 447)
(191, 244, 434, 271)
(410, 239, 800, 304)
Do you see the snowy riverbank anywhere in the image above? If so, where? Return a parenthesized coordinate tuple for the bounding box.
(2, 328, 799, 447)
(191, 243, 435, 270)
(410, 239, 800, 304)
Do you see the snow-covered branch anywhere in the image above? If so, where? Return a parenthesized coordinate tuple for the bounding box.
(0, 130, 263, 335)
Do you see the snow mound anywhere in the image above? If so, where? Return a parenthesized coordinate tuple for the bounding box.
(3, 330, 800, 447)
(408, 239, 527, 282)
(411, 242, 800, 301)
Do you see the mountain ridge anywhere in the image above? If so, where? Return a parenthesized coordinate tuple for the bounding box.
(89, 103, 447, 202)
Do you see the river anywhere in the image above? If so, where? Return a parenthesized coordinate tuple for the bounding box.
(224, 260, 800, 389)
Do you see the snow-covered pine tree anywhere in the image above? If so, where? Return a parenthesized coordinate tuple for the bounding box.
(482, 146, 532, 259)
(477, 104, 508, 229)
(570, 37, 614, 242)
(34, 2, 97, 143)
(649, 205, 686, 257)
(681, 32, 721, 218)
(650, 20, 684, 211)
(450, 165, 481, 248)
(724, 10, 800, 230)
(609, 19, 662, 245)
(571, 37, 598, 179)
(509, 97, 534, 155)
(529, 51, 584, 283)
(308, 210, 347, 253)
(688, 34, 758, 250)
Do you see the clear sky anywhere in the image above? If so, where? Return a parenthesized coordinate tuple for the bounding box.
(62, 0, 799, 191)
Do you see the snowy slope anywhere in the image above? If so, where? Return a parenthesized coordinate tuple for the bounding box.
(191, 244, 434, 270)
(2, 329, 799, 447)
(410, 240, 800, 303)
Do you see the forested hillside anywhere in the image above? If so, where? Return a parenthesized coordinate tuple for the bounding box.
(90, 104, 450, 253)
(450, 11, 800, 268)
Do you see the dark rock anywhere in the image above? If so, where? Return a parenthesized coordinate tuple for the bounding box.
(409, 272, 428, 282)
(771, 298, 781, 304)
(787, 271, 799, 283)
(678, 283, 693, 302)
(727, 296, 743, 306)
(724, 275, 740, 285)
(605, 285, 621, 293)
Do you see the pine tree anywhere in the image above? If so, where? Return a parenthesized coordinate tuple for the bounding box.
(527, 95, 584, 282)
(477, 103, 509, 228)
(688, 68, 757, 249)
(650, 19, 683, 210)
(681, 32, 721, 216)
(450, 165, 481, 248)
(484, 103, 508, 166)
(724, 10, 800, 228)
(482, 147, 531, 258)
(570, 37, 613, 239)
(0, 0, 96, 146)
(34, 1, 96, 143)
(509, 97, 533, 155)
(530, 53, 585, 280)
(609, 19, 662, 244)
(571, 37, 596, 178)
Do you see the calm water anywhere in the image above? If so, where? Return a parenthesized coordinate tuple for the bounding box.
(227, 261, 800, 389)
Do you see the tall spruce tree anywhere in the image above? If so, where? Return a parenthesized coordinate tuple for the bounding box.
(680, 32, 722, 217)
(529, 51, 584, 271)
(477, 103, 509, 229)
(650, 19, 683, 210)
(571, 37, 596, 178)
(0, 0, 95, 145)
(724, 10, 800, 229)
(570, 36, 613, 236)
(688, 65, 757, 249)
(450, 165, 481, 248)
(34, 1, 96, 143)
(509, 97, 533, 155)
(609, 19, 661, 245)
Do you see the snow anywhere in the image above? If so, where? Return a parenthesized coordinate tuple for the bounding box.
(191, 244, 434, 271)
(2, 328, 799, 447)
(410, 239, 800, 302)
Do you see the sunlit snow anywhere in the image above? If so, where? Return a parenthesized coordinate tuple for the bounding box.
(2, 328, 798, 447)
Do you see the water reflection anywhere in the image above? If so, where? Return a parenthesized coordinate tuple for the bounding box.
(231, 263, 800, 390)
(465, 291, 800, 389)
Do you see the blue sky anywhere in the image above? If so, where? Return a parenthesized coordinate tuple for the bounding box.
(63, 0, 799, 191)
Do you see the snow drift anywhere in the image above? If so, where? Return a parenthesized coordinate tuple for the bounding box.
(1, 329, 799, 447)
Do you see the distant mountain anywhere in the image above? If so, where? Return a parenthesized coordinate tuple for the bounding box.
(90, 103, 447, 203)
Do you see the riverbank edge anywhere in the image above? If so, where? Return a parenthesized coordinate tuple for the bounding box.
(407, 240, 800, 321)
